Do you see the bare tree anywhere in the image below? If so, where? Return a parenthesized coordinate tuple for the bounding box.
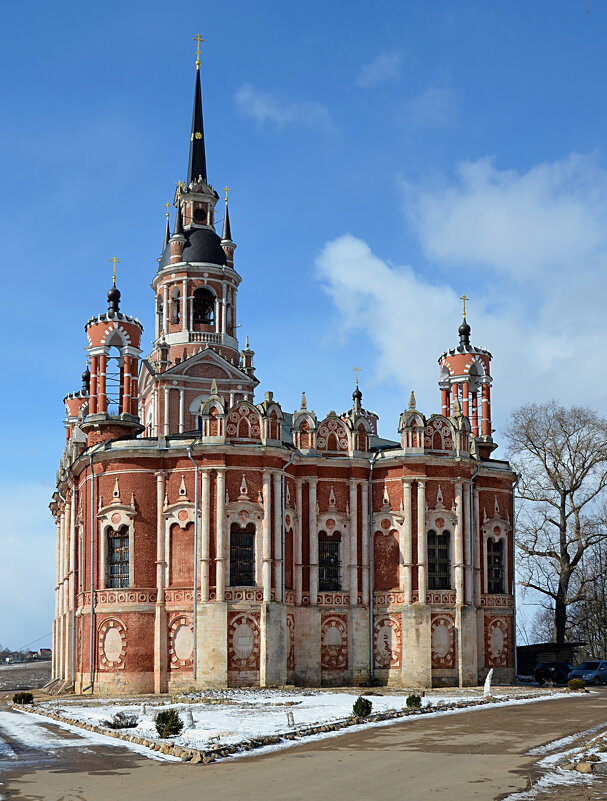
(568, 538, 607, 658)
(505, 401, 607, 643)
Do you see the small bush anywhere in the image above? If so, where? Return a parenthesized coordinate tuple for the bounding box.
(12, 692, 34, 705)
(103, 711, 139, 729)
(155, 708, 184, 738)
(568, 678, 586, 692)
(406, 693, 422, 709)
(352, 696, 373, 717)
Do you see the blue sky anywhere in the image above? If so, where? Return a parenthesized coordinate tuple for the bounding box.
(0, 0, 605, 649)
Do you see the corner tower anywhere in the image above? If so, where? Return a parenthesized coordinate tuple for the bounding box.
(438, 311, 495, 459)
(140, 51, 258, 437)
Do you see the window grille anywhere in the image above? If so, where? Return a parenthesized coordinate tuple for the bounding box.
(319, 531, 341, 591)
(229, 523, 255, 586)
(108, 527, 129, 588)
(428, 529, 451, 590)
(487, 537, 504, 594)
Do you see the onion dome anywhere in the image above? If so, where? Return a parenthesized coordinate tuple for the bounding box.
(458, 318, 471, 349)
(107, 285, 121, 316)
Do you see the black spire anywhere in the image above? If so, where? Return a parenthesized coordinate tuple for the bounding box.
(187, 66, 207, 184)
(173, 203, 184, 236)
(107, 284, 121, 316)
(163, 212, 171, 250)
(458, 317, 471, 349)
(222, 198, 232, 241)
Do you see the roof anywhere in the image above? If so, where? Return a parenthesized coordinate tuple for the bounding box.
(158, 227, 227, 271)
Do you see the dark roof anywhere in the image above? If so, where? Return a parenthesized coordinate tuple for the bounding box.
(222, 200, 232, 241)
(158, 227, 227, 271)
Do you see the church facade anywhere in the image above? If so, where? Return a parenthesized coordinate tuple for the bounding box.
(51, 58, 517, 696)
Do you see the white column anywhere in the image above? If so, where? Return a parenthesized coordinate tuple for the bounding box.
(163, 387, 169, 436)
(361, 481, 369, 605)
(221, 284, 227, 335)
(155, 472, 166, 602)
(273, 472, 282, 602)
(309, 478, 318, 605)
(454, 481, 464, 605)
(262, 471, 272, 601)
(216, 469, 226, 601)
(214, 297, 220, 333)
(178, 389, 185, 434)
(473, 487, 481, 605)
(403, 479, 413, 604)
(417, 480, 427, 603)
(162, 284, 169, 335)
(181, 278, 188, 332)
(295, 479, 303, 605)
(201, 470, 211, 602)
(464, 482, 473, 605)
(349, 480, 358, 606)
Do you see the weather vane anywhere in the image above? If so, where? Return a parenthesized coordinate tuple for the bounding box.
(108, 257, 120, 286)
(353, 366, 362, 387)
(460, 293, 469, 319)
(193, 34, 204, 69)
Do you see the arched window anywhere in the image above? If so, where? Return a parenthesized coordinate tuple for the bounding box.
(192, 287, 215, 325)
(319, 530, 341, 591)
(229, 522, 256, 586)
(170, 287, 181, 325)
(108, 526, 129, 588)
(428, 529, 450, 590)
(157, 299, 164, 329)
(487, 537, 504, 594)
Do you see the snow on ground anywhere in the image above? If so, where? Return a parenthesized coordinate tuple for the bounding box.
(34, 687, 569, 758)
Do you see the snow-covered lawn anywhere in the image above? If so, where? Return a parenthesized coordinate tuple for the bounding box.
(34, 687, 565, 758)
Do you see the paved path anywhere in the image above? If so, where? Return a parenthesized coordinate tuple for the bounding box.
(1, 691, 606, 801)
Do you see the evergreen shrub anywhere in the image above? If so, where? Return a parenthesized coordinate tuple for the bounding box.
(155, 708, 184, 738)
(12, 692, 34, 704)
(568, 678, 586, 692)
(406, 693, 422, 708)
(352, 696, 373, 717)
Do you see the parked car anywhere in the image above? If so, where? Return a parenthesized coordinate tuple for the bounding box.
(533, 661, 575, 685)
(568, 661, 607, 685)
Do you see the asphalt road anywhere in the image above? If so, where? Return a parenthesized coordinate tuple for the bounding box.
(1, 690, 606, 801)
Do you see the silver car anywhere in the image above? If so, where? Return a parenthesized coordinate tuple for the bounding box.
(568, 660, 607, 685)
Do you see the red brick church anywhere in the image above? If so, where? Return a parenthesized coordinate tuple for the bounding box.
(51, 54, 516, 695)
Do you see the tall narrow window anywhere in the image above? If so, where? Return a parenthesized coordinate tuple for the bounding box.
(108, 526, 129, 588)
(192, 287, 215, 325)
(487, 537, 504, 594)
(319, 531, 341, 591)
(230, 522, 255, 586)
(170, 288, 181, 325)
(427, 529, 450, 590)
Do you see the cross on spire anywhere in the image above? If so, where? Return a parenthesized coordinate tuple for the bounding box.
(460, 293, 469, 319)
(353, 366, 362, 386)
(108, 257, 120, 286)
(164, 202, 171, 219)
(193, 34, 204, 69)
(223, 185, 230, 203)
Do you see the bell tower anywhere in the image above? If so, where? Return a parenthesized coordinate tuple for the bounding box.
(139, 43, 258, 437)
(81, 272, 144, 445)
(438, 301, 495, 458)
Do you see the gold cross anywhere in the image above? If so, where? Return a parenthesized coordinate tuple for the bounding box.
(193, 34, 204, 68)
(353, 366, 362, 386)
(164, 202, 171, 219)
(460, 293, 469, 319)
(176, 179, 185, 199)
(108, 257, 120, 286)
(223, 185, 230, 203)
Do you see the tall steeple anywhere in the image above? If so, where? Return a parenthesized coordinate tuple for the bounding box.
(187, 52, 207, 185)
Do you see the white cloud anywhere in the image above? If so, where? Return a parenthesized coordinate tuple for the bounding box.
(316, 153, 607, 435)
(401, 87, 457, 129)
(0, 483, 55, 650)
(234, 84, 333, 131)
(403, 153, 607, 281)
(356, 50, 404, 88)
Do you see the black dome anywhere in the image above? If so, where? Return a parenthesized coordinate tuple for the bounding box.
(158, 227, 227, 271)
(458, 320, 471, 337)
